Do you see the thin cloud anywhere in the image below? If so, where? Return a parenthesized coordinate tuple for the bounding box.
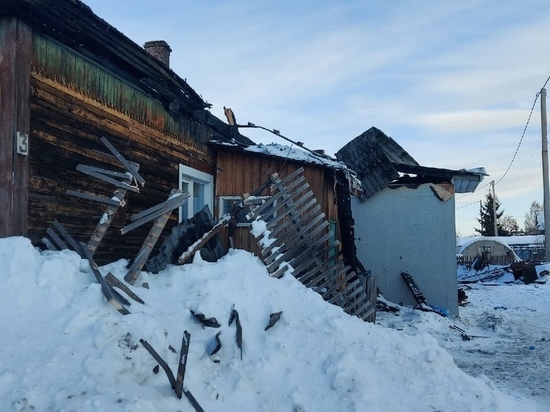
(75, 0, 550, 235)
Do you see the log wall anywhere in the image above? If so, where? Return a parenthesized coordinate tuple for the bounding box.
(28, 33, 216, 263)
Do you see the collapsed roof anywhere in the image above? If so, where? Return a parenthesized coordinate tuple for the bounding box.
(336, 127, 487, 200)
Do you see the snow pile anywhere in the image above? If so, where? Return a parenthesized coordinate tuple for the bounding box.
(0, 237, 540, 411)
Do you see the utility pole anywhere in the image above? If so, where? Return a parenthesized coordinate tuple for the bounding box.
(491, 180, 498, 236)
(541, 88, 550, 261)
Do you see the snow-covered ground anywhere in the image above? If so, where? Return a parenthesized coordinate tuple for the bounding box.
(377, 281, 550, 408)
(0, 236, 546, 411)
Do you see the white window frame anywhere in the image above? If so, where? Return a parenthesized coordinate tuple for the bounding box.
(179, 164, 214, 222)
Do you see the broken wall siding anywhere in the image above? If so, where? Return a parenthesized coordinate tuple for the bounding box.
(28, 33, 216, 263)
(215, 151, 338, 253)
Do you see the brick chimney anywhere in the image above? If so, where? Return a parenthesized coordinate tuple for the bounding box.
(144, 40, 172, 67)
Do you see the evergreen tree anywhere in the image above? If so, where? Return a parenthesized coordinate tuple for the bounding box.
(475, 191, 504, 236)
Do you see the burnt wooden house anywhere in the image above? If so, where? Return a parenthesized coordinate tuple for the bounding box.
(0, 0, 258, 262)
(0, 0, 359, 270)
(337, 127, 486, 315)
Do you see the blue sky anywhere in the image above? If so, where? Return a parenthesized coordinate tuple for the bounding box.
(84, 0, 550, 236)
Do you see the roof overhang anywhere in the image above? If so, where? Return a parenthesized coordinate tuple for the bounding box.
(394, 163, 487, 193)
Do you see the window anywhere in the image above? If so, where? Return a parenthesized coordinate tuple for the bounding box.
(179, 164, 213, 221)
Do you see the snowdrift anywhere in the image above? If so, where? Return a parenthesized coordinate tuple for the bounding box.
(0, 237, 534, 411)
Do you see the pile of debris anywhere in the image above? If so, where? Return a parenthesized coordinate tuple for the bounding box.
(457, 260, 547, 285)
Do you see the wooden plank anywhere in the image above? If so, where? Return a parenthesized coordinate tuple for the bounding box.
(247, 180, 311, 228)
(342, 280, 365, 306)
(271, 217, 328, 258)
(355, 302, 376, 321)
(401, 272, 430, 307)
(105, 273, 145, 304)
(349, 296, 373, 317)
(46, 227, 68, 250)
(175, 331, 191, 399)
(125, 207, 172, 285)
(13, 20, 32, 237)
(349, 296, 371, 317)
(313, 270, 346, 294)
(269, 231, 334, 278)
(267, 202, 320, 239)
(83, 246, 130, 315)
(66, 189, 123, 206)
(100, 136, 145, 186)
(301, 268, 333, 291)
(264, 191, 316, 229)
(310, 249, 347, 280)
(139, 339, 176, 390)
(262, 214, 327, 259)
(271, 167, 305, 189)
(266, 244, 311, 274)
(52, 220, 85, 256)
(86, 188, 128, 257)
(293, 240, 340, 284)
(177, 218, 229, 264)
(124, 246, 153, 285)
(76, 164, 140, 193)
(313, 263, 350, 296)
(122, 194, 186, 235)
(282, 235, 334, 276)
(364, 276, 378, 322)
(295, 254, 332, 284)
(41, 236, 57, 251)
(328, 276, 361, 305)
(129, 192, 188, 221)
(184, 390, 205, 412)
(266, 224, 330, 274)
(246, 176, 307, 221)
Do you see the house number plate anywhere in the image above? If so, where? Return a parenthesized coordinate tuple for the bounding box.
(16, 131, 29, 156)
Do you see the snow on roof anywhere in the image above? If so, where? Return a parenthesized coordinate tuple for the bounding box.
(457, 236, 515, 253)
(457, 235, 545, 250)
(211, 140, 348, 170)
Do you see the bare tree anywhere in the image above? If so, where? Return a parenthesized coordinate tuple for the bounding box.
(500, 215, 520, 236)
(524, 201, 542, 235)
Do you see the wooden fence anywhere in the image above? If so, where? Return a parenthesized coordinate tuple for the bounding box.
(245, 168, 376, 322)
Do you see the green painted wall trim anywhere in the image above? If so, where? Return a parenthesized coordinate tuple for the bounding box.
(31, 33, 212, 144)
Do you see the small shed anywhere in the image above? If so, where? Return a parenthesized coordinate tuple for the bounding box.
(336, 127, 486, 315)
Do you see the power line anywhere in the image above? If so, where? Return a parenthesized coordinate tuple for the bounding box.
(456, 199, 482, 210)
(459, 75, 550, 204)
(495, 75, 550, 186)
